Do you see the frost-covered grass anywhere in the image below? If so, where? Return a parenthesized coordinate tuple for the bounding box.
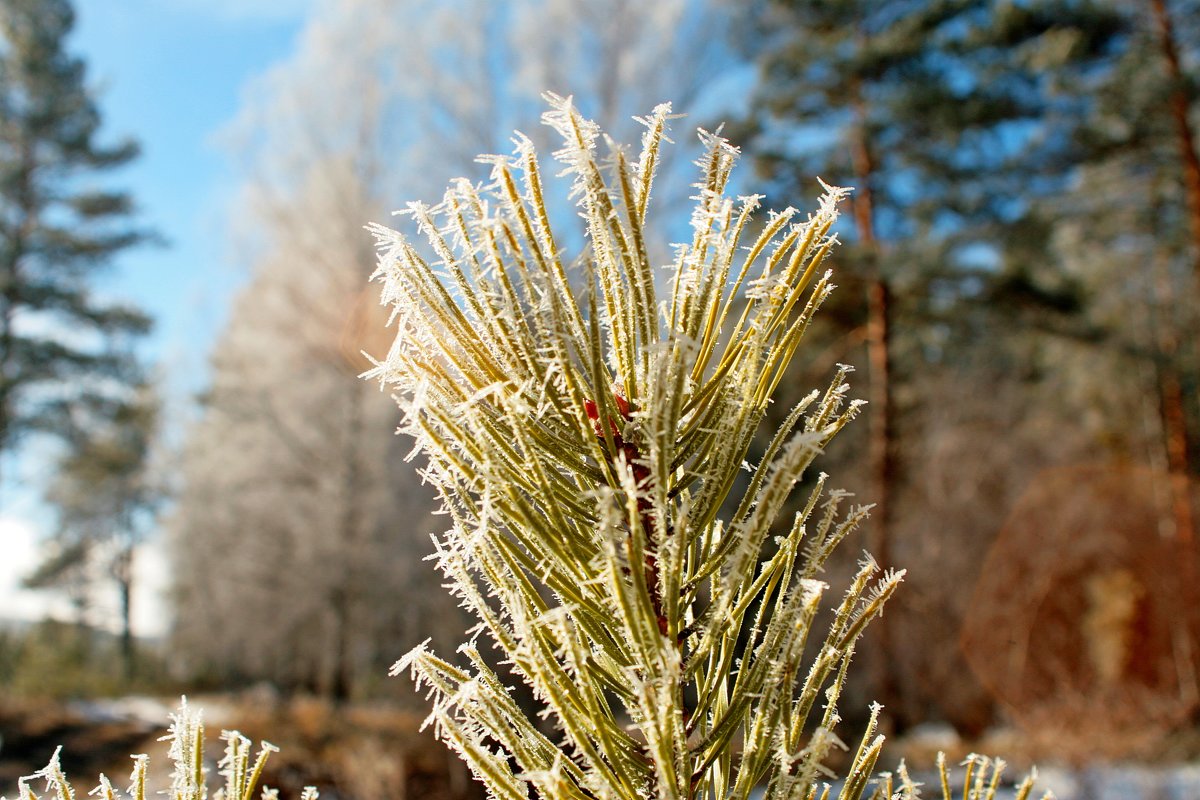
(4, 699, 1046, 800)
(5, 699, 313, 800)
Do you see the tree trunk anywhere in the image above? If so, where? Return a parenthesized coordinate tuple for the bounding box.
(1149, 0, 1198, 584)
(330, 383, 367, 704)
(117, 549, 136, 684)
(1160, 364, 1195, 556)
(850, 77, 902, 728)
(849, 85, 893, 570)
(120, 563, 136, 681)
(0, 135, 37, 483)
(1153, 253, 1197, 596)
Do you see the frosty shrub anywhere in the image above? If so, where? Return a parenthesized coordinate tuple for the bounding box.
(364, 95, 1048, 800)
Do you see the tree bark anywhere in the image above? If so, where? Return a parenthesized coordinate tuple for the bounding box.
(850, 77, 902, 727)
(1149, 0, 1198, 580)
(114, 545, 136, 683)
(330, 384, 367, 703)
(849, 86, 893, 571)
(1153, 254, 1196, 593)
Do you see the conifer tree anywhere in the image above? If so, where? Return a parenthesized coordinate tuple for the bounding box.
(27, 377, 160, 681)
(739, 0, 1124, 726)
(0, 0, 151, 470)
(742, 0, 1124, 535)
(1049, 0, 1199, 618)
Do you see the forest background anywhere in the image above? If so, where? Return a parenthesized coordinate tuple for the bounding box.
(1, 0, 1198, 796)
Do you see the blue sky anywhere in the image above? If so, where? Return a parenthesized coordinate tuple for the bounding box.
(72, 0, 311, 371)
(0, 0, 314, 635)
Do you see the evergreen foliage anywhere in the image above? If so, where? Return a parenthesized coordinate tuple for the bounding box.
(0, 617, 167, 698)
(363, 96, 1039, 800)
(0, 0, 151, 463)
(735, 0, 1132, 730)
(743, 0, 1124, 267)
(1042, 0, 1200, 634)
(6, 700, 310, 800)
(26, 380, 161, 680)
(1052, 0, 1199, 455)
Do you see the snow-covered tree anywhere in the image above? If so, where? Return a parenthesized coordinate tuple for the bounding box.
(167, 0, 740, 698)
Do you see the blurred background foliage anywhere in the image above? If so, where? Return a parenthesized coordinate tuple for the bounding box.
(1, 0, 1199, 788)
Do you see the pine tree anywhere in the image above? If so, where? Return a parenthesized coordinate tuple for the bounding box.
(1048, 0, 1200, 639)
(0, 0, 151, 471)
(739, 0, 1125, 727)
(27, 378, 160, 682)
(743, 0, 1125, 537)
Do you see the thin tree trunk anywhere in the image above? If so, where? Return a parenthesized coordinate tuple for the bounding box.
(118, 554, 135, 683)
(110, 537, 137, 684)
(849, 87, 893, 571)
(1149, 0, 1198, 584)
(0, 135, 37, 485)
(1153, 253, 1196, 590)
(1161, 365, 1195, 551)
(850, 77, 902, 728)
(330, 384, 366, 703)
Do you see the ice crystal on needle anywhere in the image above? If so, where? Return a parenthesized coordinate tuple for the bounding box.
(367, 93, 900, 800)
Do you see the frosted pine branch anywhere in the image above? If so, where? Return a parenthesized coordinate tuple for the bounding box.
(364, 96, 1042, 800)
